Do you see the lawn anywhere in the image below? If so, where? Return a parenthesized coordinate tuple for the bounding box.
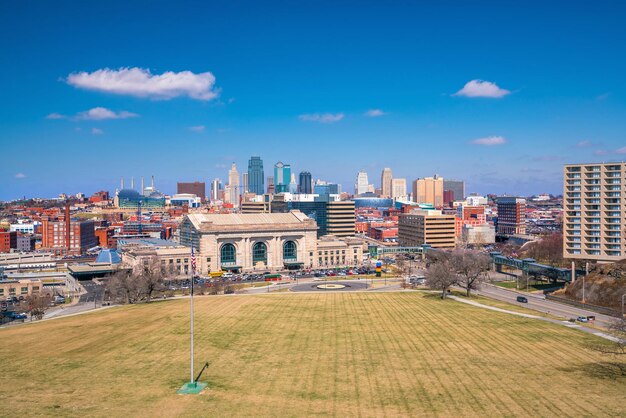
(1, 292, 624, 417)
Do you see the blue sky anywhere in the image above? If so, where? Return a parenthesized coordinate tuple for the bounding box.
(1, 0, 625, 200)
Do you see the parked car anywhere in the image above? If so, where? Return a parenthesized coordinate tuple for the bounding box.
(516, 296, 528, 303)
(576, 316, 588, 323)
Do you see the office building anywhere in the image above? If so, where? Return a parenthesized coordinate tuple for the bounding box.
(398, 209, 456, 248)
(177, 182, 206, 202)
(326, 201, 356, 237)
(496, 197, 526, 236)
(381, 168, 393, 198)
(314, 183, 340, 196)
(274, 162, 291, 193)
(461, 224, 496, 246)
(391, 178, 407, 200)
(563, 163, 626, 261)
(210, 178, 221, 202)
(412, 175, 444, 207)
(443, 179, 465, 201)
(41, 217, 97, 255)
(299, 171, 312, 194)
(242, 172, 249, 194)
(355, 170, 369, 196)
(227, 163, 240, 207)
(288, 173, 298, 194)
(247, 156, 265, 195)
(267, 176, 275, 194)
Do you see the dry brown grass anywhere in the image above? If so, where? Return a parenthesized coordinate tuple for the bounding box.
(1, 292, 625, 417)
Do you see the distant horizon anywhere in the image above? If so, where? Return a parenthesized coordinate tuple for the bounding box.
(2, 1, 625, 200)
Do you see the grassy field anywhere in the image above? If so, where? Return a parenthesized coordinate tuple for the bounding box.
(1, 292, 625, 417)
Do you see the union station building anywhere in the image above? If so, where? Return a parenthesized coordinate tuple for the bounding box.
(180, 211, 319, 274)
(179, 211, 366, 274)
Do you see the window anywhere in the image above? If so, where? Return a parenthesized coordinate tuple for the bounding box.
(221, 243, 236, 264)
(253, 242, 267, 262)
(21, 287, 28, 294)
(283, 241, 297, 260)
(0, 289, 4, 295)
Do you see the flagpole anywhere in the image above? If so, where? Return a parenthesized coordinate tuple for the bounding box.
(190, 240, 195, 385)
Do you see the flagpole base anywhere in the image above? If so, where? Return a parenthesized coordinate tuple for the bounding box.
(177, 381, 208, 395)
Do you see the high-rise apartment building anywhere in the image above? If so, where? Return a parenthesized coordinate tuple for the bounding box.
(299, 171, 312, 194)
(496, 197, 526, 236)
(177, 182, 206, 201)
(247, 156, 265, 195)
(227, 163, 240, 207)
(398, 209, 456, 248)
(563, 163, 626, 262)
(391, 178, 407, 200)
(274, 162, 291, 193)
(381, 168, 393, 198)
(412, 175, 444, 207)
(355, 170, 369, 196)
(443, 179, 465, 201)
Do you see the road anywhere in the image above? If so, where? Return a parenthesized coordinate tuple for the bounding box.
(475, 283, 617, 328)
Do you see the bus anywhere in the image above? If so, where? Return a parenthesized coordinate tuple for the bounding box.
(264, 273, 283, 281)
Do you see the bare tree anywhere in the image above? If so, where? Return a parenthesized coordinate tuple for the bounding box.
(522, 232, 564, 267)
(451, 250, 492, 297)
(425, 253, 458, 299)
(106, 269, 140, 304)
(26, 293, 52, 320)
(139, 257, 165, 303)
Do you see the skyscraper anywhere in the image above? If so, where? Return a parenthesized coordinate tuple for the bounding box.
(288, 173, 298, 194)
(381, 168, 393, 198)
(391, 178, 407, 200)
(210, 178, 221, 202)
(177, 181, 206, 201)
(496, 197, 526, 236)
(247, 156, 265, 195)
(274, 162, 291, 193)
(299, 171, 312, 194)
(355, 170, 369, 196)
(412, 175, 444, 207)
(443, 179, 465, 201)
(242, 172, 249, 194)
(267, 176, 275, 194)
(227, 163, 240, 207)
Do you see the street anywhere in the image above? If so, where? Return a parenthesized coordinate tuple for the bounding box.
(475, 283, 617, 328)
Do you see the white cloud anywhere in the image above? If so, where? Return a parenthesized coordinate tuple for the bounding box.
(454, 79, 511, 98)
(66, 67, 219, 101)
(365, 109, 386, 117)
(91, 128, 104, 135)
(614, 147, 626, 154)
(76, 107, 138, 120)
(46, 112, 66, 120)
(14, 173, 26, 179)
(594, 149, 609, 155)
(471, 136, 507, 146)
(189, 125, 205, 132)
(576, 140, 593, 148)
(298, 113, 345, 123)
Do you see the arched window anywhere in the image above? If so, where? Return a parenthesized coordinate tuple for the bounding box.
(283, 241, 297, 260)
(252, 242, 267, 263)
(220, 243, 236, 264)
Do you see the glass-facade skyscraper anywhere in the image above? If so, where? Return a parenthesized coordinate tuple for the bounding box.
(247, 156, 264, 195)
(274, 162, 291, 193)
(299, 171, 312, 194)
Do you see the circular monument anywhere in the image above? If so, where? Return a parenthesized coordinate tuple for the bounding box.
(316, 283, 346, 290)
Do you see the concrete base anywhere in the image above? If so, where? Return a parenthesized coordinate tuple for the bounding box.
(177, 381, 208, 395)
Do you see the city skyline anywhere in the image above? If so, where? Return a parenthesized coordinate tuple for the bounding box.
(2, 1, 626, 200)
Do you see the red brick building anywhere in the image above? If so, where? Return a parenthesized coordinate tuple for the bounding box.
(0, 231, 17, 253)
(41, 217, 97, 255)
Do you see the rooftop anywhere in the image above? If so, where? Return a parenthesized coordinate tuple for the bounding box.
(186, 210, 315, 229)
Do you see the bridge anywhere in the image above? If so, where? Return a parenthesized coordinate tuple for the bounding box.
(489, 251, 580, 282)
(368, 245, 431, 258)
